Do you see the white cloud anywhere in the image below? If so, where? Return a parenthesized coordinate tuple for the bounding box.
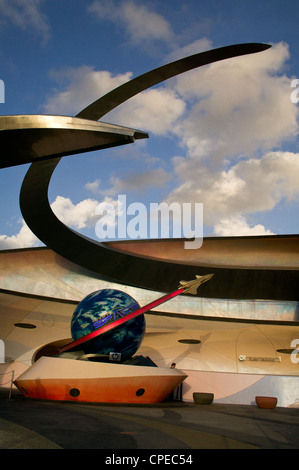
(108, 88, 186, 135)
(0, 0, 50, 42)
(0, 195, 103, 249)
(86, 168, 171, 197)
(29, 39, 299, 241)
(43, 66, 132, 116)
(163, 41, 299, 235)
(172, 42, 297, 163)
(230, 151, 299, 209)
(43, 63, 186, 135)
(165, 38, 213, 62)
(167, 150, 299, 235)
(0, 221, 40, 249)
(213, 216, 274, 237)
(85, 179, 101, 195)
(88, 0, 174, 45)
(50, 196, 99, 230)
(0, 196, 105, 249)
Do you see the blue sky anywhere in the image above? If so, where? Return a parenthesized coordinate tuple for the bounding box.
(0, 0, 299, 248)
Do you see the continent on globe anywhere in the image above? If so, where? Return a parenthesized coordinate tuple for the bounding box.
(70, 289, 145, 361)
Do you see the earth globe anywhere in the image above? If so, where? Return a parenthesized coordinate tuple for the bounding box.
(70, 289, 145, 361)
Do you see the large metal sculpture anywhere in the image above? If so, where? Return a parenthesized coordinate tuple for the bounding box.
(15, 42, 298, 301)
(2, 42, 299, 405)
(14, 274, 213, 403)
(0, 42, 298, 302)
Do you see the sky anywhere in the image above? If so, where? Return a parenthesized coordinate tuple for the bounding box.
(0, 0, 299, 249)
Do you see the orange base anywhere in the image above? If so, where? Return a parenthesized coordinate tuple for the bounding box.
(16, 375, 182, 403)
(14, 356, 187, 404)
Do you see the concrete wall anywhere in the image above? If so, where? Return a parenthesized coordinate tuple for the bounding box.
(182, 369, 299, 407)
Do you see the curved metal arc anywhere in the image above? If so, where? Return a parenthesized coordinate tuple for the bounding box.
(21, 43, 287, 298)
(76, 43, 270, 121)
(20, 157, 204, 293)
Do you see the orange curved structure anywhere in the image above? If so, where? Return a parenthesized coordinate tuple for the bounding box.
(14, 356, 187, 404)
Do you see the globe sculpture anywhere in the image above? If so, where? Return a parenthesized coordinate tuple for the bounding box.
(70, 289, 146, 361)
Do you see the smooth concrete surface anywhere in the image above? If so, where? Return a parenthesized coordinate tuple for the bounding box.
(0, 389, 298, 449)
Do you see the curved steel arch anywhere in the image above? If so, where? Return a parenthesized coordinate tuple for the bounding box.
(76, 43, 270, 121)
(19, 43, 298, 301)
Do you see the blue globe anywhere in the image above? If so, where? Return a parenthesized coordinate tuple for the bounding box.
(71, 289, 145, 361)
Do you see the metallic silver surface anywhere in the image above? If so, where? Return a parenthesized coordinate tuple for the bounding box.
(0, 115, 147, 168)
(0, 247, 298, 322)
(108, 235, 299, 269)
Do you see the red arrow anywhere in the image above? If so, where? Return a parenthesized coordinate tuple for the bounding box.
(58, 274, 213, 354)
